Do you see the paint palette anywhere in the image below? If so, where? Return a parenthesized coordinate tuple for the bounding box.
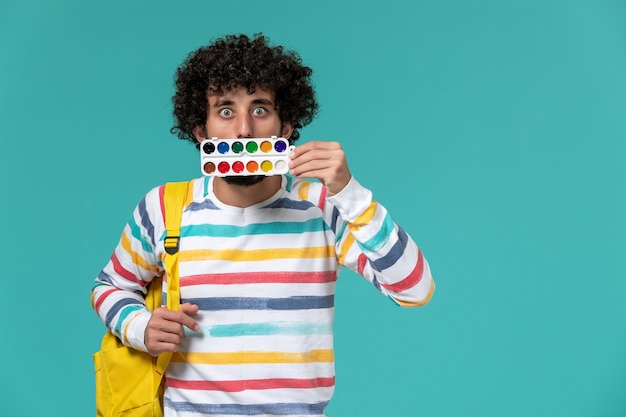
(200, 137, 294, 176)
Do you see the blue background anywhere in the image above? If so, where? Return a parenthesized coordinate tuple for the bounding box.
(1, 1, 625, 416)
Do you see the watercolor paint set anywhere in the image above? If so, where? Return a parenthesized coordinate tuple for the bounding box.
(200, 137, 293, 176)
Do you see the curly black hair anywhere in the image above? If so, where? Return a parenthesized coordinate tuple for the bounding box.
(171, 33, 318, 146)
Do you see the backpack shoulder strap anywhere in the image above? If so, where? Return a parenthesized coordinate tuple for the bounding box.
(154, 181, 191, 375)
(162, 181, 192, 311)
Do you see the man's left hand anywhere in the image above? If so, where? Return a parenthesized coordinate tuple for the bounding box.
(288, 140, 352, 196)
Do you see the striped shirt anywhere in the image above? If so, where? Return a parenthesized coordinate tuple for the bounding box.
(92, 175, 434, 417)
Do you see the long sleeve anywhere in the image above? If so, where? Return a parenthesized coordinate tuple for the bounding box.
(325, 176, 435, 306)
(91, 186, 165, 351)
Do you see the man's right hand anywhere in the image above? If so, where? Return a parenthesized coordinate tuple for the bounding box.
(144, 302, 200, 356)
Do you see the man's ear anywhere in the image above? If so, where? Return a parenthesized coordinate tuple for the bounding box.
(281, 123, 294, 139)
(192, 125, 207, 143)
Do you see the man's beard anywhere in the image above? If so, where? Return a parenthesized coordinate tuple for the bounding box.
(222, 175, 266, 187)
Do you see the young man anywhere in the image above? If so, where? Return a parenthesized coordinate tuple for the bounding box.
(92, 33, 434, 417)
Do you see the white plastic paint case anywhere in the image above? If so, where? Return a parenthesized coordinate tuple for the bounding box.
(200, 137, 294, 177)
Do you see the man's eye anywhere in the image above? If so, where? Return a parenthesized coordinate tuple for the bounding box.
(253, 107, 267, 116)
(220, 109, 233, 117)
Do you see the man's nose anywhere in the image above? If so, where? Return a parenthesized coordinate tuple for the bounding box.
(236, 114, 253, 138)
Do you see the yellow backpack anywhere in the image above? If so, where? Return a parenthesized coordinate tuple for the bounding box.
(93, 181, 191, 417)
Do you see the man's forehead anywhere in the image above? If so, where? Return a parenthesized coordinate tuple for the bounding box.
(208, 85, 274, 96)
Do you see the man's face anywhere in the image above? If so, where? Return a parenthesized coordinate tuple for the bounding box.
(194, 87, 293, 186)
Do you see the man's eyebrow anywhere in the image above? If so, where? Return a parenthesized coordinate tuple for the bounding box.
(251, 98, 275, 106)
(212, 98, 275, 108)
(212, 99, 234, 108)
